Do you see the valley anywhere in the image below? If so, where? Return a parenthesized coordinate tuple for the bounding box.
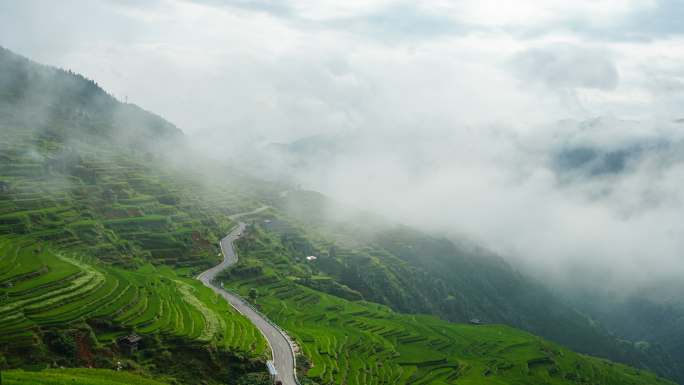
(0, 46, 680, 385)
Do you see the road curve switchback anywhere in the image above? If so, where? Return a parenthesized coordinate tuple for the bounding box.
(197, 206, 298, 385)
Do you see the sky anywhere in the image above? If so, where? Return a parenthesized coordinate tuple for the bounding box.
(2, 0, 684, 293)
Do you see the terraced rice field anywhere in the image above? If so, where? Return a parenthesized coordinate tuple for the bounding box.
(0, 237, 268, 355)
(4, 368, 169, 385)
(0, 125, 277, 381)
(0, 125, 264, 270)
(222, 224, 675, 385)
(227, 271, 672, 385)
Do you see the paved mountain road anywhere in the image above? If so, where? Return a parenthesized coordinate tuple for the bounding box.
(197, 206, 298, 385)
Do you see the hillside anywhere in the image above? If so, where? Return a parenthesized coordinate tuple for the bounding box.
(4, 368, 170, 385)
(0, 46, 677, 385)
(0, 47, 271, 384)
(271, 190, 682, 382)
(569, 287, 684, 380)
(273, 131, 684, 384)
(0, 47, 181, 147)
(220, 221, 674, 385)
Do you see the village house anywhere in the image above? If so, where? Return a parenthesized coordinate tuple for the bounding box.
(117, 333, 142, 354)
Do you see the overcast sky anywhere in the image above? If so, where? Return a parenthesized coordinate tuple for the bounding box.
(2, 0, 684, 293)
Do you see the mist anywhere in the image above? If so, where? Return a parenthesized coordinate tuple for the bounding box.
(3, 0, 684, 294)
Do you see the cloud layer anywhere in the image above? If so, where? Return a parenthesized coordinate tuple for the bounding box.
(2, 0, 684, 292)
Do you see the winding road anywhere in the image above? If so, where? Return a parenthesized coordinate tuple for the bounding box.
(197, 206, 298, 385)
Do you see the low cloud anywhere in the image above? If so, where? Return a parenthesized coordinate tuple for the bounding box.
(264, 117, 684, 293)
(511, 44, 619, 91)
(2, 0, 684, 294)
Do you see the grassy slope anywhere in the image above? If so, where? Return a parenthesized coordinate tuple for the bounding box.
(4, 368, 169, 385)
(0, 46, 675, 385)
(0, 47, 272, 383)
(0, 237, 267, 355)
(273, 190, 682, 382)
(220, 222, 674, 385)
(0, 127, 271, 383)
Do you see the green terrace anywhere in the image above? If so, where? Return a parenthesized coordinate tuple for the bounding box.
(0, 126, 261, 269)
(0, 238, 268, 360)
(0, 50, 289, 383)
(0, 121, 283, 384)
(4, 368, 169, 385)
(0, 60, 677, 383)
(221, 223, 675, 385)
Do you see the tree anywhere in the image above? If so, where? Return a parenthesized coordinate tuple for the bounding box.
(248, 288, 258, 303)
(236, 372, 270, 385)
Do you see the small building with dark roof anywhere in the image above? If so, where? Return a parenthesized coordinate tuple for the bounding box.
(117, 333, 142, 354)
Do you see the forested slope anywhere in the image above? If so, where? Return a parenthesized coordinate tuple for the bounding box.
(220, 221, 675, 385)
(0, 47, 271, 385)
(0, 46, 677, 385)
(273, 190, 682, 382)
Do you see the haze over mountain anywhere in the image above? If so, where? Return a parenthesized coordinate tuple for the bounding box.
(265, 116, 684, 293)
(3, 42, 677, 385)
(1, 1, 684, 385)
(3, 0, 684, 297)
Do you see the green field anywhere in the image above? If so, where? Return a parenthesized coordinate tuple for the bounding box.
(222, 224, 675, 385)
(0, 120, 270, 382)
(0, 237, 268, 357)
(252, 193, 683, 382)
(0, 46, 678, 385)
(4, 368, 169, 385)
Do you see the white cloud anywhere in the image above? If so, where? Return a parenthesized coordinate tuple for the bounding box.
(2, 0, 684, 292)
(511, 44, 619, 90)
(421, 0, 656, 29)
(286, 0, 393, 21)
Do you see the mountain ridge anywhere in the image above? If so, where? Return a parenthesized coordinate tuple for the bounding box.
(0, 46, 182, 146)
(0, 45, 679, 385)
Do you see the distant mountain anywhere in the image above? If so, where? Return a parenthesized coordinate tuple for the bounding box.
(225, 213, 678, 385)
(267, 133, 355, 173)
(548, 117, 677, 179)
(0, 46, 679, 385)
(0, 46, 181, 147)
(0, 47, 269, 384)
(277, 189, 684, 383)
(270, 123, 684, 384)
(570, 285, 684, 380)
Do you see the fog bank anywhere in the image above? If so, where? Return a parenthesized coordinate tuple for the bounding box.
(3, 0, 684, 292)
